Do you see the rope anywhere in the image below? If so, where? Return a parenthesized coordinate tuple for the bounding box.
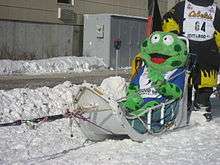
(73, 113, 115, 135)
(0, 113, 68, 128)
(0, 108, 115, 136)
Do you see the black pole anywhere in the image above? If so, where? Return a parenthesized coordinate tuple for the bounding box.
(146, 0, 162, 36)
(148, 0, 155, 16)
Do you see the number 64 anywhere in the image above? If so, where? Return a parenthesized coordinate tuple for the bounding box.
(195, 21, 206, 32)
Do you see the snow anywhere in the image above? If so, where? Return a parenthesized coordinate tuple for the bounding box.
(0, 57, 220, 165)
(100, 76, 127, 100)
(0, 56, 106, 75)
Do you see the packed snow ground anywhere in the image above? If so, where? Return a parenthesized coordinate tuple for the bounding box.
(0, 56, 220, 164)
(0, 78, 220, 165)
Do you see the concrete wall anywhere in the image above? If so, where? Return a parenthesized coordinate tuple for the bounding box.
(0, 20, 83, 59)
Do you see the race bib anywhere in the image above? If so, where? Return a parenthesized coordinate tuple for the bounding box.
(183, 0, 216, 41)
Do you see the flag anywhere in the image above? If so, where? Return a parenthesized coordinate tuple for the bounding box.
(146, 0, 162, 37)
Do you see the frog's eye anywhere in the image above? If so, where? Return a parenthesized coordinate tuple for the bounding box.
(151, 34, 160, 44)
(163, 35, 174, 45)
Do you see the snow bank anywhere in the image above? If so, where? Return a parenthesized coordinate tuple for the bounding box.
(0, 56, 106, 75)
(0, 81, 78, 123)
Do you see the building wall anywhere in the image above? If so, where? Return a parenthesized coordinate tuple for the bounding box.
(0, 20, 83, 59)
(0, 0, 148, 59)
(1, 0, 219, 59)
(1, 0, 219, 26)
(0, 0, 60, 23)
(0, 0, 148, 25)
(167, 0, 220, 11)
(74, 0, 148, 20)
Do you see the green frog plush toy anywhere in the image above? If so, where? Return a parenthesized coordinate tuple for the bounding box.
(122, 31, 188, 117)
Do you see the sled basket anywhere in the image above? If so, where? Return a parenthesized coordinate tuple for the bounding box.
(73, 71, 189, 142)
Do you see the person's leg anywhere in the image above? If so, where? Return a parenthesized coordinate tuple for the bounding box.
(194, 87, 213, 121)
(191, 64, 215, 121)
(193, 88, 200, 111)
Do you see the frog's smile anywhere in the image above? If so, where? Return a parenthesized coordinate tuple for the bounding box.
(149, 53, 171, 64)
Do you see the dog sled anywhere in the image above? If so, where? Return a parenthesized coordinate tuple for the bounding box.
(72, 32, 195, 142)
(73, 69, 190, 142)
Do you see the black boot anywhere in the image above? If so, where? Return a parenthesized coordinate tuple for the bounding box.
(193, 102, 209, 111)
(203, 112, 213, 122)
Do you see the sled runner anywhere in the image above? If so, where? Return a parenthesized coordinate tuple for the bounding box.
(73, 70, 190, 142)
